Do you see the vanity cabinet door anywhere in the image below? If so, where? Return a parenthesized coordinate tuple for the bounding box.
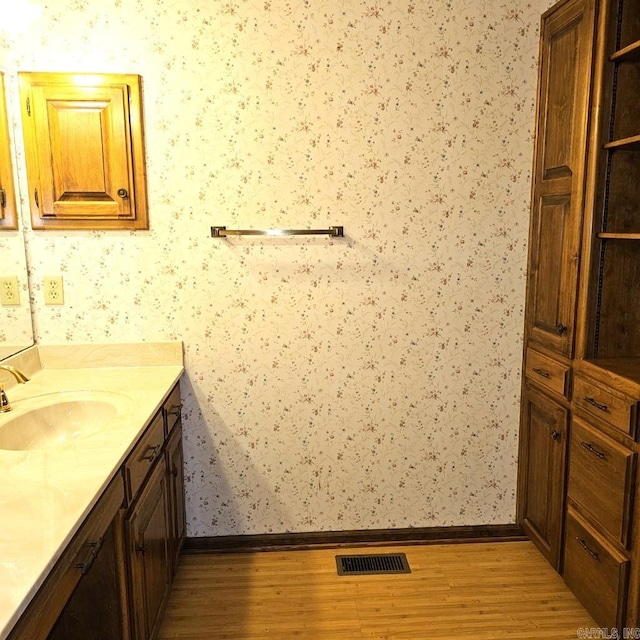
(126, 457, 171, 640)
(18, 72, 148, 230)
(166, 422, 186, 578)
(518, 385, 568, 570)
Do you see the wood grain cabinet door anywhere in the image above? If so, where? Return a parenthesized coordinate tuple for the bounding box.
(126, 458, 171, 640)
(18, 72, 148, 230)
(518, 386, 569, 570)
(526, 0, 597, 358)
(0, 73, 17, 230)
(166, 424, 186, 579)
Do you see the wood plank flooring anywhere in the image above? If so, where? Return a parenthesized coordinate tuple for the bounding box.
(158, 541, 596, 639)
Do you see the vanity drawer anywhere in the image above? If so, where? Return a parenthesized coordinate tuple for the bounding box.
(125, 411, 165, 504)
(563, 508, 629, 630)
(568, 417, 636, 546)
(8, 475, 124, 640)
(573, 375, 639, 439)
(525, 347, 570, 398)
(164, 383, 182, 436)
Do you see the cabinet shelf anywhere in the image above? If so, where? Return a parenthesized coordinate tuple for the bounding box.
(597, 232, 640, 240)
(604, 134, 640, 150)
(611, 39, 640, 63)
(584, 357, 640, 386)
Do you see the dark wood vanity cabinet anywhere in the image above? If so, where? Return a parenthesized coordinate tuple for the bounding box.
(7, 381, 184, 640)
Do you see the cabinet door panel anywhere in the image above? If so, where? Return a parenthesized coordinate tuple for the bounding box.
(167, 424, 186, 577)
(526, 0, 596, 357)
(19, 72, 148, 230)
(529, 193, 575, 351)
(126, 458, 170, 640)
(518, 386, 568, 569)
(0, 73, 17, 229)
(32, 84, 131, 219)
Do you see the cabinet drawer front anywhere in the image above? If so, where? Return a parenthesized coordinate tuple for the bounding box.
(563, 509, 629, 630)
(164, 383, 181, 437)
(568, 418, 636, 546)
(573, 375, 638, 437)
(525, 348, 570, 397)
(125, 411, 165, 504)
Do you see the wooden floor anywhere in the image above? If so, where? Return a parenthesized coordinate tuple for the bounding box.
(158, 541, 596, 639)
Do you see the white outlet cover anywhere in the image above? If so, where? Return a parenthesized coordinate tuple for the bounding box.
(0, 276, 20, 306)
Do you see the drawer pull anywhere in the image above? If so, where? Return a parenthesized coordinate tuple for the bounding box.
(575, 536, 599, 561)
(580, 441, 606, 460)
(74, 537, 104, 575)
(532, 368, 551, 379)
(583, 396, 608, 412)
(167, 405, 182, 417)
(141, 443, 162, 463)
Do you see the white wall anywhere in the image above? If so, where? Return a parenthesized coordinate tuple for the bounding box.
(2, 0, 553, 536)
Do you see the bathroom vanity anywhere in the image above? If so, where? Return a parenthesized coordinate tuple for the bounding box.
(0, 343, 184, 640)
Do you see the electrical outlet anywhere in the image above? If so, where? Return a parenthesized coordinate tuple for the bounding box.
(0, 276, 20, 306)
(44, 276, 64, 305)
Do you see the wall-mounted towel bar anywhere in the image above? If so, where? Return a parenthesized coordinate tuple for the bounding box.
(211, 226, 344, 238)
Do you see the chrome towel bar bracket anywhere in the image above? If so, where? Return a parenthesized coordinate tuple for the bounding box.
(211, 226, 344, 238)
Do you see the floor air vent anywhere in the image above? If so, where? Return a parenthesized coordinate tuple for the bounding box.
(336, 553, 411, 576)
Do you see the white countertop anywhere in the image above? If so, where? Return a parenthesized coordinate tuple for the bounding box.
(0, 343, 184, 639)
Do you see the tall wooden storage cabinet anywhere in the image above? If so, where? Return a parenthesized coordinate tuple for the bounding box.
(519, 0, 640, 632)
(518, 0, 598, 570)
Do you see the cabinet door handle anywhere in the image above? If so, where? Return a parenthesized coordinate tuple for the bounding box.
(551, 430, 560, 441)
(171, 466, 179, 478)
(556, 323, 567, 335)
(532, 368, 551, 379)
(136, 543, 147, 556)
(74, 537, 104, 575)
(142, 443, 162, 463)
(117, 188, 129, 198)
(580, 441, 606, 460)
(0, 188, 5, 209)
(576, 537, 599, 561)
(583, 396, 608, 412)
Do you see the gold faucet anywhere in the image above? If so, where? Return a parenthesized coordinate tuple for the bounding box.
(0, 365, 30, 412)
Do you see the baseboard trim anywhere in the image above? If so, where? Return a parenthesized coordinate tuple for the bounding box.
(183, 524, 526, 554)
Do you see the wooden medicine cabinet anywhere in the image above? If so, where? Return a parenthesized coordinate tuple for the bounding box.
(18, 72, 148, 230)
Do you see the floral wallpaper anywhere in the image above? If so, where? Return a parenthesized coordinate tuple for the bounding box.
(1, 0, 553, 536)
(0, 231, 32, 355)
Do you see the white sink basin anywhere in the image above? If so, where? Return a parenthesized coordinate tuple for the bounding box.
(0, 391, 131, 451)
